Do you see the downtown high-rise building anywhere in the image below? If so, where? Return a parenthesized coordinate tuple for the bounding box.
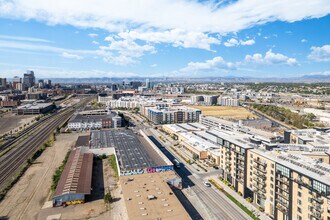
(23, 70, 35, 90)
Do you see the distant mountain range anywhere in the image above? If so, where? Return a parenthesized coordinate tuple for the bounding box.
(46, 74, 330, 84)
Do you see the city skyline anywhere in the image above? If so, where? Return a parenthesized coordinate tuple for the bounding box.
(0, 0, 330, 79)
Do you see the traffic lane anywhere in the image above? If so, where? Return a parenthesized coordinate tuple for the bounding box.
(190, 177, 231, 220)
(172, 187, 204, 220)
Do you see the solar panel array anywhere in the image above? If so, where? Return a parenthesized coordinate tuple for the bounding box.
(278, 154, 326, 176)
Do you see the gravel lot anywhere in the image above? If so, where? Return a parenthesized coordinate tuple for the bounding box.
(0, 133, 80, 220)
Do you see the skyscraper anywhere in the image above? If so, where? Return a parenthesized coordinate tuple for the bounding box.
(146, 79, 151, 89)
(0, 78, 6, 90)
(23, 70, 35, 90)
(12, 76, 22, 91)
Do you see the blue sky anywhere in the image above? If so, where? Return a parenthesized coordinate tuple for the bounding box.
(0, 0, 330, 78)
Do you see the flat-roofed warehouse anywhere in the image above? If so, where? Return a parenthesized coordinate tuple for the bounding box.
(52, 147, 93, 207)
(121, 172, 190, 220)
(90, 130, 173, 176)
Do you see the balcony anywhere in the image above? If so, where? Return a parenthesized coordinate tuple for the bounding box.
(314, 203, 323, 211)
(226, 151, 231, 155)
(276, 198, 289, 208)
(311, 210, 323, 219)
(257, 192, 266, 199)
(276, 203, 288, 213)
(254, 165, 267, 173)
(277, 192, 289, 201)
(225, 161, 231, 165)
(237, 155, 245, 161)
(277, 184, 289, 193)
(253, 183, 266, 193)
(293, 178, 312, 190)
(254, 158, 267, 166)
(276, 176, 289, 185)
(253, 170, 266, 179)
(312, 193, 324, 204)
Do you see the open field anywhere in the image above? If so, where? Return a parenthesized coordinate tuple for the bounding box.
(189, 106, 257, 120)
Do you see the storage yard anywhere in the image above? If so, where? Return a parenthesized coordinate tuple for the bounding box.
(189, 105, 257, 120)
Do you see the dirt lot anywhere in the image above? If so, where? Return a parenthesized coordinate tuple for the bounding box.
(0, 133, 80, 220)
(0, 114, 36, 134)
(190, 106, 257, 120)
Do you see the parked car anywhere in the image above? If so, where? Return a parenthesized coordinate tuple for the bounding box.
(203, 181, 211, 187)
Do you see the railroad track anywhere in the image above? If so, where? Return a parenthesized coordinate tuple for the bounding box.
(0, 113, 54, 152)
(0, 109, 74, 190)
(0, 97, 92, 192)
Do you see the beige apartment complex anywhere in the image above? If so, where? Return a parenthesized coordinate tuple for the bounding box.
(161, 117, 330, 220)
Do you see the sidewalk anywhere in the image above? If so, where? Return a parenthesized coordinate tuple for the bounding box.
(210, 175, 272, 220)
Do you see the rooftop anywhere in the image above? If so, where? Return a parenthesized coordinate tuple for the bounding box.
(207, 128, 255, 149)
(75, 135, 90, 147)
(120, 171, 190, 220)
(53, 147, 93, 198)
(180, 132, 219, 152)
(252, 148, 330, 186)
(69, 114, 113, 123)
(90, 130, 167, 172)
(17, 102, 53, 109)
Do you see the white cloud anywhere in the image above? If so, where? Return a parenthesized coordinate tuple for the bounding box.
(92, 40, 99, 45)
(240, 39, 255, 46)
(224, 38, 239, 47)
(88, 33, 98, 38)
(181, 56, 236, 72)
(150, 64, 157, 67)
(117, 29, 220, 50)
(301, 39, 307, 43)
(0, 0, 329, 48)
(0, 38, 152, 65)
(308, 45, 330, 61)
(245, 49, 298, 65)
(99, 39, 156, 65)
(61, 52, 83, 60)
(224, 38, 255, 47)
(0, 35, 51, 43)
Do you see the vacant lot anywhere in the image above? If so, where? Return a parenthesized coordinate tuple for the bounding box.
(0, 133, 79, 220)
(0, 114, 36, 134)
(189, 106, 257, 120)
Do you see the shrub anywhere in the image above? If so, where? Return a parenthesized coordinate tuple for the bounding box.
(246, 197, 253, 203)
(104, 193, 112, 203)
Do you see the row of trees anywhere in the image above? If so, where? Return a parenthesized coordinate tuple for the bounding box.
(252, 104, 317, 129)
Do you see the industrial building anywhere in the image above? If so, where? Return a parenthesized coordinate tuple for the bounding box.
(12, 103, 55, 115)
(121, 172, 190, 220)
(68, 112, 122, 130)
(52, 147, 93, 207)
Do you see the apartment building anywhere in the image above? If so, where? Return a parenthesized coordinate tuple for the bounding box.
(217, 96, 240, 106)
(246, 150, 330, 220)
(191, 95, 204, 104)
(203, 95, 219, 105)
(147, 106, 201, 124)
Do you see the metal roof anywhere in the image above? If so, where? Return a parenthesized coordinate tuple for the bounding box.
(53, 147, 93, 198)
